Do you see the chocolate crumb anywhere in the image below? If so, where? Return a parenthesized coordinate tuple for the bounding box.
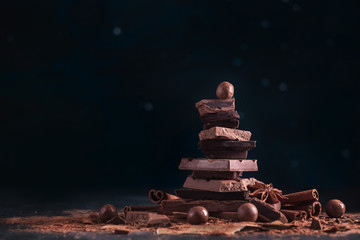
(310, 218, 322, 230)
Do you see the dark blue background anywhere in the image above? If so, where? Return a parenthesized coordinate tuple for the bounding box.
(1, 0, 359, 190)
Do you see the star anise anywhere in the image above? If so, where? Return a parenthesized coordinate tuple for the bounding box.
(248, 182, 287, 204)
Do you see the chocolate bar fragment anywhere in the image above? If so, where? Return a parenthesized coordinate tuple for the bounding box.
(195, 98, 235, 116)
(179, 158, 258, 172)
(249, 198, 288, 223)
(204, 119, 239, 130)
(125, 211, 170, 227)
(199, 140, 256, 159)
(191, 171, 242, 180)
(175, 189, 250, 200)
(161, 199, 247, 213)
(200, 111, 239, 124)
(199, 127, 252, 141)
(183, 176, 259, 192)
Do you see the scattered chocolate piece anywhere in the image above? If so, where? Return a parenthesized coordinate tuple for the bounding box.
(216, 81, 234, 99)
(179, 158, 258, 172)
(161, 199, 247, 213)
(249, 198, 288, 223)
(199, 127, 251, 141)
(281, 189, 319, 205)
(99, 204, 118, 223)
(175, 189, 249, 201)
(280, 210, 306, 221)
(187, 206, 209, 225)
(310, 218, 322, 230)
(237, 203, 258, 222)
(125, 211, 170, 227)
(195, 98, 235, 116)
(325, 199, 346, 218)
(183, 177, 259, 192)
(89, 212, 99, 223)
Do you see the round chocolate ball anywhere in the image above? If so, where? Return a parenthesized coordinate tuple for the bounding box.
(99, 204, 118, 223)
(216, 81, 234, 99)
(325, 199, 346, 218)
(187, 206, 209, 225)
(237, 203, 258, 222)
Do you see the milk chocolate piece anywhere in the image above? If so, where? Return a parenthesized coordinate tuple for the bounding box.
(191, 171, 242, 180)
(148, 189, 179, 204)
(280, 209, 307, 221)
(125, 211, 170, 227)
(175, 189, 250, 200)
(179, 158, 258, 172)
(161, 199, 247, 213)
(200, 111, 239, 123)
(183, 177, 259, 192)
(249, 198, 288, 223)
(204, 119, 239, 129)
(199, 127, 251, 141)
(281, 189, 319, 205)
(195, 98, 235, 116)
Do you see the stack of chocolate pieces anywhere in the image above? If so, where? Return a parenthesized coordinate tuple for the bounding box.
(176, 81, 259, 200)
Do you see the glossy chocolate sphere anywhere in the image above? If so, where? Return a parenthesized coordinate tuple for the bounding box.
(99, 204, 118, 223)
(187, 206, 209, 225)
(325, 199, 345, 218)
(216, 81, 234, 99)
(237, 203, 258, 222)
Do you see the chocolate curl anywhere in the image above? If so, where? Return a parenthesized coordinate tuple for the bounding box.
(282, 201, 322, 218)
(248, 182, 287, 204)
(148, 189, 179, 204)
(280, 210, 307, 222)
(123, 205, 161, 216)
(281, 189, 319, 205)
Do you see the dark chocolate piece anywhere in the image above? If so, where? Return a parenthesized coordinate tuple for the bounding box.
(161, 199, 247, 213)
(199, 140, 256, 159)
(249, 198, 288, 223)
(325, 199, 345, 218)
(310, 218, 322, 230)
(195, 99, 235, 116)
(99, 204, 118, 223)
(187, 206, 209, 225)
(199, 127, 251, 141)
(125, 211, 170, 227)
(191, 171, 242, 180)
(237, 203, 258, 222)
(175, 189, 249, 201)
(216, 81, 234, 99)
(204, 119, 239, 129)
(200, 111, 239, 124)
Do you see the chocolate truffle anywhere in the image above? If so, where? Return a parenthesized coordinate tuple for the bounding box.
(325, 199, 346, 218)
(237, 203, 258, 222)
(216, 81, 234, 99)
(99, 204, 118, 223)
(187, 206, 209, 225)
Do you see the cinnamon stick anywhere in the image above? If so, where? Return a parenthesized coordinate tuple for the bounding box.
(123, 205, 162, 216)
(148, 189, 179, 204)
(281, 189, 319, 205)
(280, 209, 307, 221)
(282, 201, 322, 218)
